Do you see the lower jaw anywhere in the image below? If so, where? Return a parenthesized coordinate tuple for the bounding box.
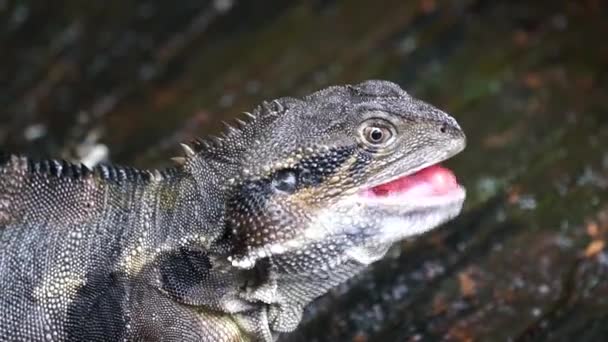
(357, 193, 466, 245)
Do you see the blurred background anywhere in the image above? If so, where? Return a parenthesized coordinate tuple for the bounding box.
(1, 0, 608, 341)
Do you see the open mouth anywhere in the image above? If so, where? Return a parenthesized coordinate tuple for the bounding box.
(358, 165, 464, 204)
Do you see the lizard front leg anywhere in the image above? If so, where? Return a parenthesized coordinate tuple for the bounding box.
(128, 278, 245, 342)
(128, 247, 274, 341)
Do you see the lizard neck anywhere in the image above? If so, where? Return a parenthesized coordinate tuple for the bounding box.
(151, 155, 235, 255)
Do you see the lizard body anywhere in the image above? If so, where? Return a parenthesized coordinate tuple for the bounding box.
(0, 80, 466, 341)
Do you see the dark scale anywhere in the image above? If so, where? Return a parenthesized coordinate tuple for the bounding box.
(296, 146, 355, 187)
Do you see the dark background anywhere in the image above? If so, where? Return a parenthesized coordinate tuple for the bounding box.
(2, 1, 608, 341)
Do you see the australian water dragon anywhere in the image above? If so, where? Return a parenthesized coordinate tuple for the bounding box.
(0, 80, 466, 341)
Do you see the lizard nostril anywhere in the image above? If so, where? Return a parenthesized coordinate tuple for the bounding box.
(439, 123, 448, 134)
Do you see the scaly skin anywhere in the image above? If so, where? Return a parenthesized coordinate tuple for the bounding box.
(0, 80, 466, 341)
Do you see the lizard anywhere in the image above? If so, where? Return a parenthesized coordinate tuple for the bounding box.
(0, 80, 466, 341)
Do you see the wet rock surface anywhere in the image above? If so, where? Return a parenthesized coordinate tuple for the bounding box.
(2, 0, 607, 340)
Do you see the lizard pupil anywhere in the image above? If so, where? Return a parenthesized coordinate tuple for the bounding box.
(271, 170, 297, 193)
(370, 128, 383, 142)
(358, 118, 397, 149)
(362, 124, 393, 145)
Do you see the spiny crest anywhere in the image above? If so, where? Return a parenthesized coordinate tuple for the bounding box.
(170, 143, 195, 166)
(2, 154, 172, 183)
(172, 98, 287, 165)
(94, 164, 173, 183)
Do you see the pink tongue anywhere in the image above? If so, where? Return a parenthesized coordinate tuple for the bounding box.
(370, 165, 458, 197)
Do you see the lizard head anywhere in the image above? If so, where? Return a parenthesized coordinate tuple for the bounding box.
(199, 80, 466, 271)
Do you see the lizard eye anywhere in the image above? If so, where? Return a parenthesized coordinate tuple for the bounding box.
(271, 170, 297, 194)
(359, 119, 396, 148)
